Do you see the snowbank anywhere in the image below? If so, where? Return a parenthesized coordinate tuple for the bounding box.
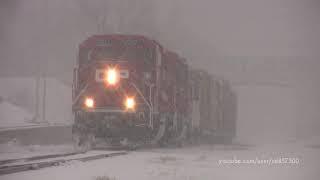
(0, 78, 36, 113)
(43, 78, 72, 125)
(0, 77, 72, 127)
(0, 100, 34, 128)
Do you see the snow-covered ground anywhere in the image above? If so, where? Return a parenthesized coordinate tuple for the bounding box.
(0, 100, 35, 128)
(1, 140, 319, 180)
(0, 142, 74, 161)
(0, 77, 72, 129)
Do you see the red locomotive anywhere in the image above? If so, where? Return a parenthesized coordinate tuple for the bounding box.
(72, 34, 236, 150)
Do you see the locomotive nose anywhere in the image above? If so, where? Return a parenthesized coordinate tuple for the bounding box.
(105, 68, 119, 85)
(95, 66, 129, 86)
(84, 97, 94, 108)
(124, 97, 136, 110)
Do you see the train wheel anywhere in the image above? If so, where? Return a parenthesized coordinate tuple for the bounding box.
(150, 114, 167, 146)
(175, 123, 188, 147)
(72, 132, 95, 152)
(168, 113, 188, 147)
(72, 131, 84, 152)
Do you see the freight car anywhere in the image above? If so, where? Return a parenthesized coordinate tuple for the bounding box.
(72, 34, 236, 150)
(189, 70, 237, 144)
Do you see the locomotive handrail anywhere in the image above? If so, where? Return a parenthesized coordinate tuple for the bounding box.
(72, 83, 89, 107)
(129, 82, 154, 128)
(129, 82, 152, 110)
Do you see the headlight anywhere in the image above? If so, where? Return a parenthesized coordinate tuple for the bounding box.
(105, 68, 119, 85)
(84, 97, 94, 108)
(125, 97, 135, 110)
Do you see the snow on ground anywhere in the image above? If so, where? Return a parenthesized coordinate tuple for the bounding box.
(0, 78, 37, 114)
(44, 77, 72, 125)
(1, 141, 319, 180)
(0, 77, 72, 128)
(0, 142, 74, 161)
(0, 100, 35, 128)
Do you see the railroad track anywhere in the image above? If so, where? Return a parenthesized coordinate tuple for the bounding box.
(0, 150, 128, 175)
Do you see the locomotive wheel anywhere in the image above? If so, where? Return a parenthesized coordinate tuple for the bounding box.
(150, 114, 167, 146)
(165, 112, 188, 147)
(72, 131, 95, 152)
(72, 112, 95, 152)
(174, 123, 188, 147)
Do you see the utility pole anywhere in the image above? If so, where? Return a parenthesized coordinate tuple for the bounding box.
(42, 76, 47, 123)
(34, 76, 40, 123)
(42, 0, 49, 124)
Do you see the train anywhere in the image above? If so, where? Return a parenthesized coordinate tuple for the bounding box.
(72, 34, 237, 150)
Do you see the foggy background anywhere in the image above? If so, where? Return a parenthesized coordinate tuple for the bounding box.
(0, 0, 319, 143)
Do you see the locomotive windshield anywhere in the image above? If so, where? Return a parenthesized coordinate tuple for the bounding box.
(79, 38, 155, 65)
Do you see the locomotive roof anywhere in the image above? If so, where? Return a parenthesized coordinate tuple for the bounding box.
(163, 50, 188, 66)
(78, 34, 189, 67)
(79, 34, 158, 49)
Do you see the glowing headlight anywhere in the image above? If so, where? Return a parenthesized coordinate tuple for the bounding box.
(125, 97, 135, 110)
(105, 68, 119, 85)
(84, 97, 94, 108)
